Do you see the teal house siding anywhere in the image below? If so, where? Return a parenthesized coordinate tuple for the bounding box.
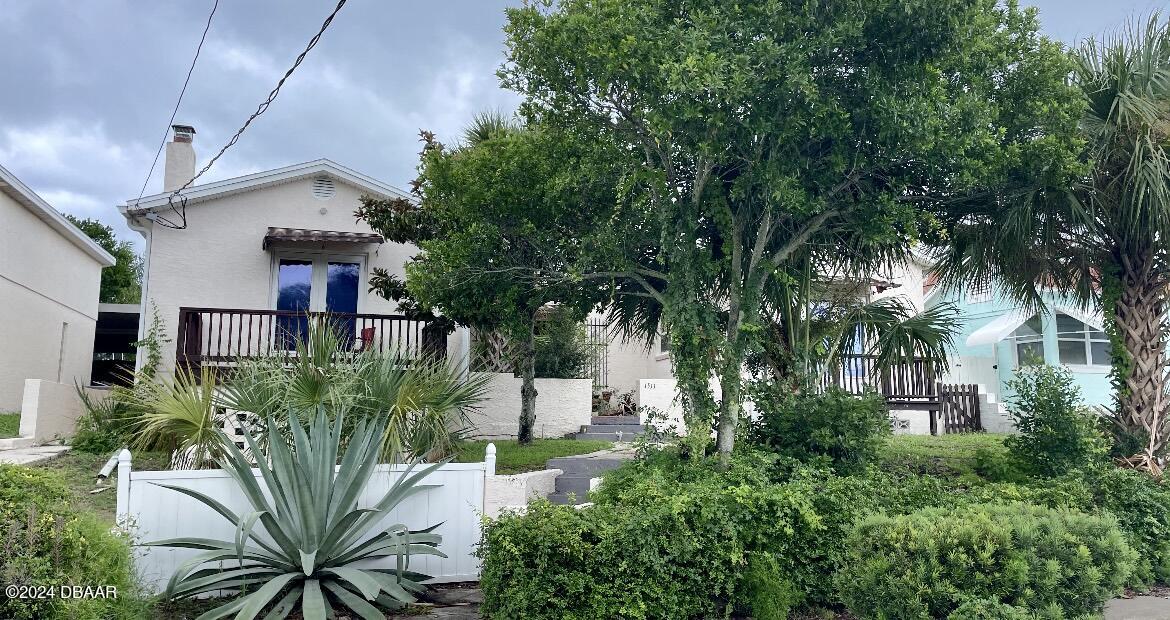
(925, 283, 1113, 409)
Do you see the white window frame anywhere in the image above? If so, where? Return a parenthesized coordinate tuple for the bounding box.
(1055, 313, 1110, 368)
(270, 250, 367, 314)
(1009, 314, 1045, 368)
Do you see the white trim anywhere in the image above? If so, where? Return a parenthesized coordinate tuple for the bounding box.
(965, 309, 1033, 347)
(121, 159, 411, 215)
(0, 162, 116, 266)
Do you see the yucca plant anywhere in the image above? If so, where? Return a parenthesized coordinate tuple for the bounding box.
(218, 317, 488, 461)
(145, 409, 446, 619)
(124, 366, 225, 469)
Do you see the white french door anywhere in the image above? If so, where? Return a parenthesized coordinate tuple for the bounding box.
(273, 253, 363, 348)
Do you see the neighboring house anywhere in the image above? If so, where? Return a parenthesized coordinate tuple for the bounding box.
(0, 163, 115, 410)
(601, 253, 935, 398)
(118, 125, 466, 379)
(926, 278, 1112, 409)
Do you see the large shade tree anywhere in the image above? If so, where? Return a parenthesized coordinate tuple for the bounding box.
(65, 215, 142, 304)
(501, 0, 1082, 464)
(934, 15, 1170, 472)
(357, 117, 618, 444)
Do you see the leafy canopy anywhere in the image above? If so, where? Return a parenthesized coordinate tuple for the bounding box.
(65, 214, 142, 304)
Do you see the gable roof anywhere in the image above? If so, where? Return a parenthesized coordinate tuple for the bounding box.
(120, 159, 412, 216)
(0, 163, 116, 266)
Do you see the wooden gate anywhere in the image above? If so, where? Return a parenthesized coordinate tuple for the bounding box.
(937, 383, 982, 434)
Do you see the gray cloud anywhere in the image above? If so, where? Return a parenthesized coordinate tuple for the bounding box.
(0, 0, 1164, 246)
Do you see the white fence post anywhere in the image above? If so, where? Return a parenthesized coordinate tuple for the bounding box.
(115, 448, 132, 522)
(485, 442, 496, 477)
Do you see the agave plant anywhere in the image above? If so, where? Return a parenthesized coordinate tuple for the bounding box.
(145, 409, 445, 619)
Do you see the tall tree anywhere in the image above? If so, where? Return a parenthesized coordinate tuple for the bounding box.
(65, 215, 142, 304)
(502, 0, 1081, 464)
(357, 122, 617, 444)
(934, 15, 1170, 473)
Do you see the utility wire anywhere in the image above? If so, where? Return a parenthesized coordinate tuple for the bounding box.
(156, 0, 348, 229)
(132, 0, 219, 208)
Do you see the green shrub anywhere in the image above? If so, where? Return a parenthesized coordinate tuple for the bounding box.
(481, 499, 744, 619)
(0, 465, 145, 620)
(749, 385, 891, 474)
(740, 553, 800, 620)
(946, 598, 1034, 620)
(533, 306, 591, 379)
(71, 388, 137, 455)
(1075, 466, 1170, 586)
(1005, 365, 1110, 477)
(836, 503, 1136, 619)
(973, 445, 1030, 483)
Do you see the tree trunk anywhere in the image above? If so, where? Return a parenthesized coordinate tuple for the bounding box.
(1112, 259, 1169, 463)
(517, 318, 539, 445)
(715, 356, 742, 468)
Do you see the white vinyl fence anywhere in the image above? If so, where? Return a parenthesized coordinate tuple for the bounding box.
(116, 446, 496, 593)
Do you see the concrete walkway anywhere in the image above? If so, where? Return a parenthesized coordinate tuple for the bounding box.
(0, 444, 70, 465)
(1106, 596, 1170, 620)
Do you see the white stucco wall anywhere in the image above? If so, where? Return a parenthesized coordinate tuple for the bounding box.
(138, 176, 460, 376)
(0, 191, 103, 410)
(483, 468, 561, 519)
(466, 373, 592, 439)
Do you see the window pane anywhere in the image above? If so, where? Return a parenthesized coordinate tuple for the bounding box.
(1013, 315, 1043, 338)
(276, 259, 312, 349)
(1088, 328, 1108, 339)
(325, 262, 359, 314)
(276, 260, 312, 311)
(1090, 341, 1111, 365)
(1058, 339, 1087, 365)
(1055, 313, 1086, 334)
(326, 262, 360, 350)
(1016, 341, 1045, 365)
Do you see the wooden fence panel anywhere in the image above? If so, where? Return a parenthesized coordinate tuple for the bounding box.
(938, 383, 982, 433)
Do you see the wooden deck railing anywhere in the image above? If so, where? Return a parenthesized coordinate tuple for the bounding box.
(821, 355, 982, 434)
(175, 307, 447, 371)
(821, 354, 939, 402)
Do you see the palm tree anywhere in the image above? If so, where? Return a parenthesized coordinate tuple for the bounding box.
(934, 15, 1170, 472)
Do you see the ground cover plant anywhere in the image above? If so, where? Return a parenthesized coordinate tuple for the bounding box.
(454, 438, 612, 474)
(0, 464, 148, 620)
(0, 412, 19, 438)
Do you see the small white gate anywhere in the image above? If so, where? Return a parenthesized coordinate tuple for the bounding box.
(115, 446, 496, 593)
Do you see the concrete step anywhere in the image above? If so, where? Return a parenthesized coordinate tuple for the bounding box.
(591, 415, 640, 426)
(0, 436, 34, 450)
(580, 424, 645, 434)
(574, 431, 644, 441)
(554, 474, 595, 495)
(546, 456, 628, 476)
(547, 491, 583, 505)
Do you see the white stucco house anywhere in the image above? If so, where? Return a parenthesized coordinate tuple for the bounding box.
(0, 163, 115, 410)
(119, 126, 595, 439)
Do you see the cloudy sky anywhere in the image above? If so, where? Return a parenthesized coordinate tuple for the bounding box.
(0, 0, 1165, 246)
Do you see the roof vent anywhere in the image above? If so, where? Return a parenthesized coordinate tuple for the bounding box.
(311, 177, 336, 200)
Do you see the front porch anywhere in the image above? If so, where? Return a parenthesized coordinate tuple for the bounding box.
(174, 307, 448, 372)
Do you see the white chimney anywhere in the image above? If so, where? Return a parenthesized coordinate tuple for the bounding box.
(163, 124, 196, 193)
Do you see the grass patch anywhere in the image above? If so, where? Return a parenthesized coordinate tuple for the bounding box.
(455, 439, 613, 474)
(0, 412, 19, 438)
(879, 433, 1009, 481)
(31, 450, 171, 524)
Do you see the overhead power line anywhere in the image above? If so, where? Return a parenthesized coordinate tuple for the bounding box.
(155, 0, 348, 229)
(132, 0, 219, 207)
